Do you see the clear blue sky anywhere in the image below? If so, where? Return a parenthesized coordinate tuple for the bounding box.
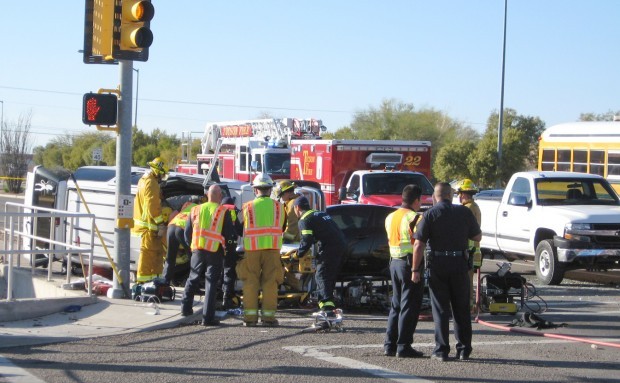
(1, 1, 619, 150)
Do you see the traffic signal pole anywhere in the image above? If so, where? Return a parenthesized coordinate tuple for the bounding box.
(109, 60, 134, 299)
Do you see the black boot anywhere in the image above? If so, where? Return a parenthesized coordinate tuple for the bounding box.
(222, 297, 236, 310)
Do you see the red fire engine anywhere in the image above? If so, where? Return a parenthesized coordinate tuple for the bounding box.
(290, 139, 434, 207)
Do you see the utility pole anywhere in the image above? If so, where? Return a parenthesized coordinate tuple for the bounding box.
(496, 0, 508, 188)
(109, 60, 134, 299)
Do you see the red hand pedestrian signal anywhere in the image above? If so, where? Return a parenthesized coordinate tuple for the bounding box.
(86, 98, 101, 121)
(82, 93, 118, 126)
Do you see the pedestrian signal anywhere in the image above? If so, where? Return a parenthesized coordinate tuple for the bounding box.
(82, 93, 118, 126)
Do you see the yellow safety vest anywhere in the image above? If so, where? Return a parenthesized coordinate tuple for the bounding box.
(190, 202, 227, 252)
(385, 207, 419, 258)
(171, 203, 197, 228)
(243, 196, 284, 251)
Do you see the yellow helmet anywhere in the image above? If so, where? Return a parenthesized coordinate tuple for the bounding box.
(275, 180, 296, 198)
(251, 173, 274, 189)
(148, 157, 169, 176)
(457, 179, 478, 193)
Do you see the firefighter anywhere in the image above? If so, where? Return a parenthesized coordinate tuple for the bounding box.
(219, 196, 243, 309)
(236, 173, 286, 327)
(275, 180, 301, 244)
(293, 196, 346, 315)
(181, 185, 236, 326)
(456, 179, 482, 311)
(384, 185, 425, 358)
(132, 157, 169, 283)
(162, 197, 201, 285)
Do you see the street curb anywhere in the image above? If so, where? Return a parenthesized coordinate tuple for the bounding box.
(0, 296, 97, 323)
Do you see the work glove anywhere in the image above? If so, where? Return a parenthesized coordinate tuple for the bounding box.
(473, 248, 483, 270)
(157, 225, 166, 238)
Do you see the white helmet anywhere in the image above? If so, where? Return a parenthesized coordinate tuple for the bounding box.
(252, 173, 274, 189)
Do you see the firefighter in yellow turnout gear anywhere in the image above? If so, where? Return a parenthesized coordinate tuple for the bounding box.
(275, 180, 301, 244)
(237, 173, 286, 327)
(132, 157, 169, 283)
(456, 179, 482, 311)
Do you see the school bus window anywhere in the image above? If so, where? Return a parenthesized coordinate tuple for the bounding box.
(541, 149, 555, 171)
(557, 149, 571, 171)
(573, 150, 587, 173)
(590, 150, 605, 176)
(607, 151, 620, 176)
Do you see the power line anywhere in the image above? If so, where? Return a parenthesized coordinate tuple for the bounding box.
(0, 85, 352, 114)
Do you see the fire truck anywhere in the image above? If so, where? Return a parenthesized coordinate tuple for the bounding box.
(191, 118, 324, 182)
(290, 139, 434, 208)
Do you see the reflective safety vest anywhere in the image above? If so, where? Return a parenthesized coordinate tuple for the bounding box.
(171, 203, 197, 228)
(385, 207, 419, 258)
(242, 196, 284, 251)
(190, 202, 227, 252)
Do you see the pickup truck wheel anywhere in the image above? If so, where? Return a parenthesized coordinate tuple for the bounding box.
(535, 240, 565, 285)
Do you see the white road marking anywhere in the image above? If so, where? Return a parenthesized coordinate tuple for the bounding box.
(284, 337, 618, 383)
(284, 345, 435, 383)
(0, 355, 47, 383)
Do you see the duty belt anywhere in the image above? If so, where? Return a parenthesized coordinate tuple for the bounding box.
(433, 250, 465, 257)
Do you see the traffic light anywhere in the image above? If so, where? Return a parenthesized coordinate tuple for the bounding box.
(82, 93, 118, 126)
(113, 0, 155, 61)
(83, 0, 116, 64)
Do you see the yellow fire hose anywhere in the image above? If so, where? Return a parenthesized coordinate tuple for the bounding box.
(70, 174, 127, 295)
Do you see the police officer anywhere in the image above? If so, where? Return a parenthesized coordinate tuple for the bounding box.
(413, 182, 481, 361)
(219, 196, 243, 309)
(293, 196, 346, 315)
(384, 185, 424, 358)
(456, 179, 483, 311)
(181, 185, 236, 326)
(237, 173, 286, 327)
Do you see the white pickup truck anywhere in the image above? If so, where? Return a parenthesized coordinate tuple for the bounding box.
(476, 171, 620, 285)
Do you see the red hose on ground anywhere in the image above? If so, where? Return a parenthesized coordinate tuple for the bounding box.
(476, 318, 620, 349)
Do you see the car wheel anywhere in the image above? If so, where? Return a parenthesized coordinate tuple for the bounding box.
(535, 239, 564, 285)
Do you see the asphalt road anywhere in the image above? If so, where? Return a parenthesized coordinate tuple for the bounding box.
(1, 266, 619, 383)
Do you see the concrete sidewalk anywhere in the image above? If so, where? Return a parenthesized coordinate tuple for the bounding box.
(0, 292, 233, 349)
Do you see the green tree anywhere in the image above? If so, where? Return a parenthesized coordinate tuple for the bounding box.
(339, 99, 472, 167)
(433, 139, 477, 183)
(469, 109, 545, 187)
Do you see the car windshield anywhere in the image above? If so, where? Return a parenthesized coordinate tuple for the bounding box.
(264, 153, 290, 176)
(363, 173, 434, 196)
(535, 179, 620, 206)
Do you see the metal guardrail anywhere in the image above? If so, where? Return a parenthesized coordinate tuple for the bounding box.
(1, 202, 96, 301)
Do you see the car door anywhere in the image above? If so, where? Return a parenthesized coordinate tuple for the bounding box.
(496, 176, 533, 254)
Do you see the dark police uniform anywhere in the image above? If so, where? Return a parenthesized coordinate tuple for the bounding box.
(414, 199, 481, 358)
(297, 209, 347, 310)
(220, 200, 243, 305)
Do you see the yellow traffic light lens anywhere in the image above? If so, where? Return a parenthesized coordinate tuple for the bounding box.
(132, 1, 154, 22)
(130, 27, 153, 48)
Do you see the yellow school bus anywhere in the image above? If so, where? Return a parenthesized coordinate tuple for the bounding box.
(538, 121, 620, 194)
